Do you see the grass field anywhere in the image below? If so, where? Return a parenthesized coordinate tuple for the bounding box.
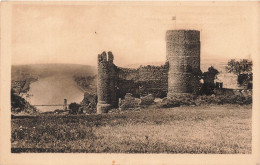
(11, 104, 252, 153)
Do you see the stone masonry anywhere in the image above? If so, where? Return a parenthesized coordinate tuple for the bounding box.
(97, 30, 201, 113)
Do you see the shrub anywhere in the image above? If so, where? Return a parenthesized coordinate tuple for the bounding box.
(201, 66, 220, 95)
(156, 93, 252, 108)
(11, 89, 37, 114)
(225, 59, 253, 87)
(69, 102, 81, 114)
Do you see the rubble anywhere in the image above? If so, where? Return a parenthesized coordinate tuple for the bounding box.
(119, 93, 140, 111)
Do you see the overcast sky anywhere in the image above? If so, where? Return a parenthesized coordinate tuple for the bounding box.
(11, 2, 259, 66)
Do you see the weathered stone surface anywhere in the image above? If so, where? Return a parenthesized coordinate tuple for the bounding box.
(97, 103, 111, 114)
(97, 51, 117, 114)
(119, 93, 140, 111)
(140, 94, 155, 105)
(96, 29, 201, 113)
(81, 92, 97, 114)
(166, 30, 201, 97)
(117, 64, 168, 98)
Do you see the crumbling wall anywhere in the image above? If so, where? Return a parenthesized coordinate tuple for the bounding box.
(97, 30, 201, 113)
(81, 92, 97, 114)
(115, 63, 168, 98)
(138, 64, 168, 97)
(119, 93, 140, 111)
(117, 67, 138, 81)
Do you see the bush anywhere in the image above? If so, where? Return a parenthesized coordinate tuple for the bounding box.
(225, 59, 253, 87)
(156, 93, 252, 108)
(201, 66, 220, 95)
(69, 102, 81, 114)
(11, 89, 37, 114)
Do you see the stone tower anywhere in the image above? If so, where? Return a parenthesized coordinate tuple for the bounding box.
(97, 51, 117, 114)
(166, 30, 201, 98)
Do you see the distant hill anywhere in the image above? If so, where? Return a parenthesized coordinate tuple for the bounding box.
(124, 58, 229, 71)
(12, 63, 97, 80)
(11, 64, 97, 112)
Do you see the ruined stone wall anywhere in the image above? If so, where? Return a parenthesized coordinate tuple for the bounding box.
(116, 64, 168, 98)
(117, 67, 138, 81)
(166, 30, 201, 98)
(137, 64, 168, 97)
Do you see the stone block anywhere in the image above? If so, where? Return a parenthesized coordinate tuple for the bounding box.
(140, 94, 155, 105)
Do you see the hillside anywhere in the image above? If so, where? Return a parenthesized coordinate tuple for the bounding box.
(12, 63, 97, 80)
(11, 64, 97, 112)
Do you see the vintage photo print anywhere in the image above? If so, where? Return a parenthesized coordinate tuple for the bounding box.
(1, 1, 260, 165)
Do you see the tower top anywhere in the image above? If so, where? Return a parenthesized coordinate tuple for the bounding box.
(166, 30, 200, 43)
(98, 51, 114, 64)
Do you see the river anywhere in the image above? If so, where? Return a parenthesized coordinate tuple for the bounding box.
(26, 74, 85, 112)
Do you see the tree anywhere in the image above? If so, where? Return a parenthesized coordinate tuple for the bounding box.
(11, 89, 37, 113)
(69, 102, 81, 114)
(226, 59, 252, 75)
(225, 59, 252, 87)
(201, 66, 219, 95)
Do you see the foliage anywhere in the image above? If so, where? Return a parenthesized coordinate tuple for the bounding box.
(225, 59, 253, 86)
(11, 89, 27, 112)
(69, 102, 81, 114)
(11, 89, 37, 114)
(237, 73, 253, 86)
(157, 92, 252, 108)
(208, 66, 219, 76)
(200, 66, 219, 95)
(226, 59, 252, 75)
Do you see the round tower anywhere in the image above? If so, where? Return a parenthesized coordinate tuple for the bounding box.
(166, 30, 201, 98)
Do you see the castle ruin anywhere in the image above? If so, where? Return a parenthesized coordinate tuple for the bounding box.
(97, 30, 201, 114)
(166, 30, 201, 98)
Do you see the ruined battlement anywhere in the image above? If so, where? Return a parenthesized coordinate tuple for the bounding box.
(98, 51, 114, 64)
(97, 29, 201, 113)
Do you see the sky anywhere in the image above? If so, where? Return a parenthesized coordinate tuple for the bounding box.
(11, 2, 259, 66)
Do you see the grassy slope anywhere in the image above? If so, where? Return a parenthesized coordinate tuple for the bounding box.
(11, 104, 251, 153)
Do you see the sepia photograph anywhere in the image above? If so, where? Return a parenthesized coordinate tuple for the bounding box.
(1, 1, 260, 165)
